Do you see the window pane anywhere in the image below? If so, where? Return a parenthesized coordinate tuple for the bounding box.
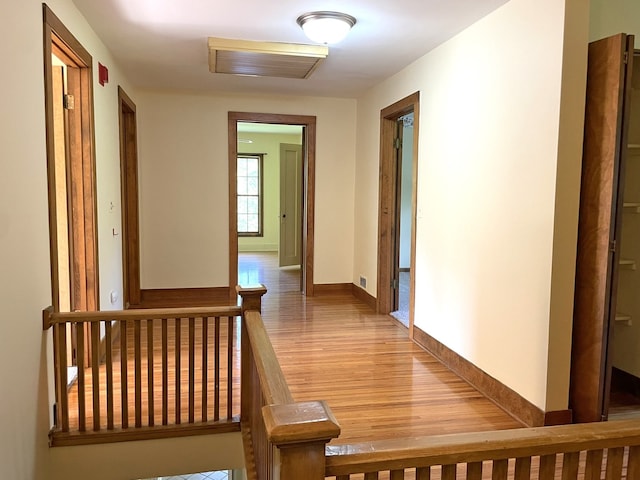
(247, 177, 258, 195)
(237, 214, 248, 232)
(237, 157, 248, 177)
(238, 196, 248, 214)
(247, 214, 259, 233)
(237, 176, 248, 195)
(247, 196, 259, 214)
(247, 158, 259, 177)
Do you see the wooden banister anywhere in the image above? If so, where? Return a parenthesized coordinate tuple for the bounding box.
(325, 419, 640, 479)
(237, 284, 341, 480)
(44, 304, 242, 446)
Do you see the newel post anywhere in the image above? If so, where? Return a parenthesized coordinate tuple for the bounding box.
(237, 284, 268, 428)
(263, 400, 341, 480)
(237, 284, 268, 314)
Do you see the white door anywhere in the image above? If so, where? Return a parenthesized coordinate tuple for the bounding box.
(279, 143, 303, 267)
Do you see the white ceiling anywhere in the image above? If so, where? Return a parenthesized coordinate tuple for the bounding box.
(72, 0, 510, 98)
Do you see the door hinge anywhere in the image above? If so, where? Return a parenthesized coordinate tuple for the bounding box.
(610, 239, 617, 253)
(392, 278, 399, 289)
(63, 94, 75, 110)
(624, 51, 629, 64)
(394, 137, 401, 150)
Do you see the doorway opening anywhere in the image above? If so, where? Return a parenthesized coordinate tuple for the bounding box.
(377, 93, 420, 336)
(43, 5, 99, 385)
(228, 113, 316, 298)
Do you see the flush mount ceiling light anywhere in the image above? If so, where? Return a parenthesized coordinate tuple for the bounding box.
(296, 11, 357, 45)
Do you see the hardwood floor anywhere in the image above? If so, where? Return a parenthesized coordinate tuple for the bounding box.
(241, 252, 523, 445)
(65, 251, 522, 443)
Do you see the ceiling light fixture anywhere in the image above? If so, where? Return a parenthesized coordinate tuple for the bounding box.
(296, 11, 356, 45)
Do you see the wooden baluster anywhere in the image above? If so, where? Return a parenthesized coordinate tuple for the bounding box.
(491, 459, 508, 480)
(134, 319, 142, 428)
(147, 318, 154, 427)
(202, 316, 209, 421)
(162, 318, 168, 425)
(584, 450, 603, 480)
(416, 467, 430, 480)
(175, 317, 181, 424)
(55, 323, 69, 432)
(120, 319, 128, 428)
(227, 315, 233, 418)
(514, 457, 531, 480)
(538, 454, 556, 479)
(390, 470, 404, 480)
(77, 321, 86, 431)
(214, 315, 220, 421)
(442, 464, 456, 480)
(90, 321, 100, 431)
(627, 446, 640, 479)
(188, 317, 195, 423)
(105, 321, 114, 430)
(561, 451, 579, 479)
(466, 461, 482, 480)
(605, 447, 624, 479)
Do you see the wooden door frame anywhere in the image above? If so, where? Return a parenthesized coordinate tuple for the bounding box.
(43, 4, 99, 313)
(118, 86, 142, 308)
(228, 112, 316, 298)
(377, 92, 420, 337)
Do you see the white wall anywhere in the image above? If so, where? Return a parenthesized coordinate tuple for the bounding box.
(590, 0, 640, 47)
(137, 91, 357, 288)
(237, 131, 303, 252)
(1, 0, 135, 477)
(353, 0, 588, 410)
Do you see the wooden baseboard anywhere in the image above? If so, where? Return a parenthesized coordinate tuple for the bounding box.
(544, 409, 572, 426)
(314, 283, 353, 295)
(413, 325, 546, 427)
(133, 287, 232, 309)
(351, 284, 376, 311)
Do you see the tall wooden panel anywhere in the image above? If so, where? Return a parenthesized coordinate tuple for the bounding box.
(571, 34, 634, 423)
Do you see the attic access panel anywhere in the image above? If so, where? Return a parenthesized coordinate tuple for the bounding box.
(208, 37, 328, 79)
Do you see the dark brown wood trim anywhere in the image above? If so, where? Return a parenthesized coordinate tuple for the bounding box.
(134, 287, 232, 309)
(118, 86, 142, 308)
(43, 4, 92, 67)
(314, 283, 352, 295)
(377, 92, 420, 343)
(229, 112, 316, 298)
(413, 325, 543, 427)
(49, 417, 240, 447)
(43, 4, 99, 316)
(544, 409, 573, 426)
(398, 267, 410, 273)
(351, 284, 377, 311)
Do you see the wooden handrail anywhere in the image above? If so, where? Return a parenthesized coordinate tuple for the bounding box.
(237, 284, 341, 480)
(325, 419, 640, 478)
(45, 301, 241, 446)
(43, 305, 241, 327)
(243, 310, 293, 406)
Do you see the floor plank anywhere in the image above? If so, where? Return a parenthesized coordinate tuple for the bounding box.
(241, 252, 523, 445)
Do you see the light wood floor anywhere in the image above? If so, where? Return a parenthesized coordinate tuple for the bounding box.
(65, 252, 523, 443)
(240, 252, 523, 445)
